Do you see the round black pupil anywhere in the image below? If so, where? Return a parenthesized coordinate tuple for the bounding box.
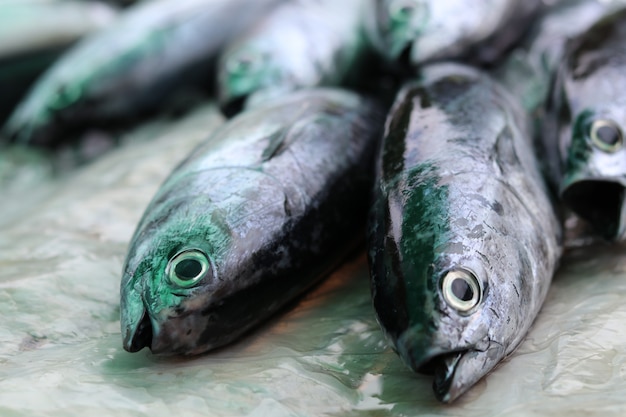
(451, 278, 473, 302)
(595, 125, 621, 146)
(174, 259, 203, 281)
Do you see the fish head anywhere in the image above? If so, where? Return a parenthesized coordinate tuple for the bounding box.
(120, 197, 234, 356)
(217, 41, 282, 116)
(556, 8, 626, 240)
(372, 166, 536, 402)
(560, 107, 626, 240)
(377, 0, 430, 61)
(4, 74, 89, 146)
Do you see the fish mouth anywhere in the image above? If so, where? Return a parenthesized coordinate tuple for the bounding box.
(123, 308, 154, 353)
(561, 179, 626, 240)
(219, 95, 247, 118)
(414, 350, 469, 403)
(395, 42, 414, 68)
(396, 329, 502, 403)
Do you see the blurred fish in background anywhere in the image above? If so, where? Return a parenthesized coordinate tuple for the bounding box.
(2, 0, 284, 148)
(216, 0, 378, 116)
(0, 0, 118, 127)
(545, 7, 626, 241)
(372, 0, 543, 67)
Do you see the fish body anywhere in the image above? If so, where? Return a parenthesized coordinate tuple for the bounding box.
(495, 0, 618, 116)
(121, 88, 383, 355)
(217, 0, 374, 114)
(0, 0, 118, 125)
(3, 0, 282, 147)
(373, 0, 541, 66)
(367, 63, 562, 402)
(546, 7, 626, 240)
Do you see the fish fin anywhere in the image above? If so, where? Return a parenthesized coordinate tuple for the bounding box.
(261, 127, 290, 162)
(493, 125, 520, 174)
(260, 115, 317, 162)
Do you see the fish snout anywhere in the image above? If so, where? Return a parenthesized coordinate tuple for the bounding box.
(123, 310, 154, 353)
(396, 327, 501, 402)
(561, 179, 626, 240)
(219, 95, 247, 118)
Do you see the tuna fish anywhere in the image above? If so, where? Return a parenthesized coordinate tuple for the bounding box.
(121, 88, 384, 355)
(367, 63, 562, 402)
(373, 0, 542, 66)
(545, 7, 626, 240)
(0, 0, 117, 125)
(216, 0, 375, 116)
(3, 0, 282, 147)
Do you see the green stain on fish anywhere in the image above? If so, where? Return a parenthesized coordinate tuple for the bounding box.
(564, 109, 594, 180)
(398, 166, 450, 324)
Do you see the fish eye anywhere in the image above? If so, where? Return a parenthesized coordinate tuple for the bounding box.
(166, 249, 210, 288)
(441, 269, 482, 314)
(227, 50, 263, 76)
(389, 0, 420, 22)
(589, 119, 623, 152)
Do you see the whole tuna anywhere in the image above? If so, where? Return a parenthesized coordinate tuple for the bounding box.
(367, 63, 562, 402)
(3, 0, 283, 147)
(545, 7, 626, 240)
(217, 0, 375, 115)
(121, 88, 383, 355)
(372, 0, 542, 66)
(0, 0, 117, 125)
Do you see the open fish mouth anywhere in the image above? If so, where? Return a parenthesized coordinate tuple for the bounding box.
(414, 350, 468, 403)
(396, 329, 495, 403)
(396, 42, 413, 67)
(561, 179, 626, 240)
(220, 95, 247, 118)
(123, 309, 153, 353)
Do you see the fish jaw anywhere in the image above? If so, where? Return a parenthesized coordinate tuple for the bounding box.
(120, 274, 154, 353)
(396, 327, 505, 403)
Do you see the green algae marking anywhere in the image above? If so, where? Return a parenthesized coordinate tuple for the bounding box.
(564, 109, 594, 184)
(397, 163, 450, 328)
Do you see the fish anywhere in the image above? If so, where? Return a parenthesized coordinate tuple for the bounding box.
(494, 0, 618, 117)
(0, 0, 118, 126)
(120, 88, 384, 355)
(372, 0, 542, 66)
(544, 7, 626, 240)
(367, 63, 562, 402)
(216, 0, 375, 116)
(3, 0, 283, 147)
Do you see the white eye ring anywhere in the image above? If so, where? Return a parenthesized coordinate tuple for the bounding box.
(590, 119, 623, 153)
(441, 269, 482, 314)
(165, 249, 210, 288)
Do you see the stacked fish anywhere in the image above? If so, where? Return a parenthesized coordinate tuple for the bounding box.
(3, 0, 626, 403)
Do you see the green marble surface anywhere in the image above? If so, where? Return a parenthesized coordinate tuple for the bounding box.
(1, 104, 626, 416)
